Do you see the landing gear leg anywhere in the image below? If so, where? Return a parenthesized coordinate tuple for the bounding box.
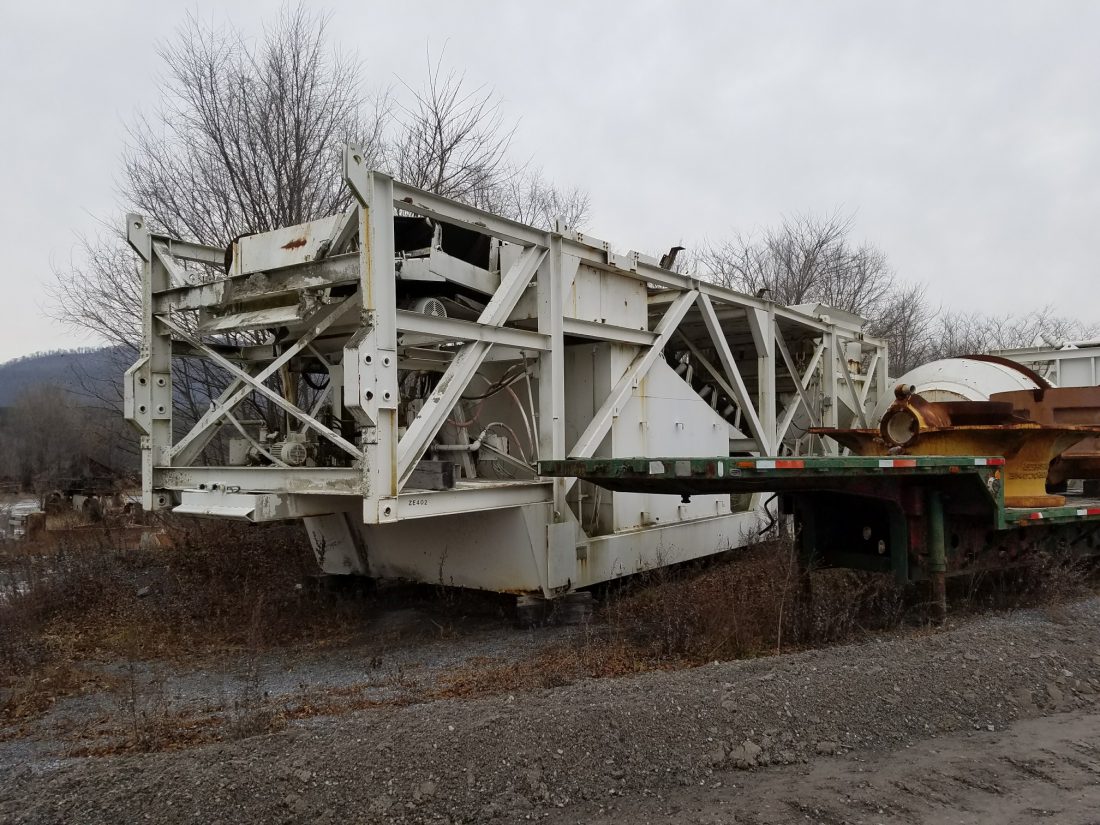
(926, 490, 947, 625)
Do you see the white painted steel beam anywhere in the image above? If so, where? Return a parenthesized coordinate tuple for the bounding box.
(159, 300, 362, 460)
(392, 181, 550, 248)
(774, 324, 820, 429)
(695, 293, 771, 454)
(173, 490, 347, 521)
(396, 244, 547, 489)
(777, 340, 826, 444)
(155, 466, 360, 495)
(396, 483, 553, 520)
(155, 236, 226, 267)
(342, 157, 400, 519)
(396, 310, 550, 351)
(152, 242, 195, 289)
(562, 317, 657, 346)
(837, 338, 870, 429)
(858, 349, 881, 407)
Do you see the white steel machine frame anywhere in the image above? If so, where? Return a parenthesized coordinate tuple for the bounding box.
(125, 145, 888, 596)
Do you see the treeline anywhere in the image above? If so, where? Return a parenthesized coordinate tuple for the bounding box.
(0, 385, 136, 493)
(0, 347, 128, 407)
(698, 212, 1096, 374)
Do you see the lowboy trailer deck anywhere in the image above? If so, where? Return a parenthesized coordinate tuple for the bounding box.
(539, 455, 1100, 617)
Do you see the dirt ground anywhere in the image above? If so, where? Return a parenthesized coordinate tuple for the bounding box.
(3, 593, 1100, 824)
(544, 711, 1100, 825)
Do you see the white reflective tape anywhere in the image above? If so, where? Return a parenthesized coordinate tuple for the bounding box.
(648, 461, 665, 475)
(756, 460, 776, 469)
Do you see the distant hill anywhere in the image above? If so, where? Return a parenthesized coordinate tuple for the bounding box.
(0, 347, 129, 406)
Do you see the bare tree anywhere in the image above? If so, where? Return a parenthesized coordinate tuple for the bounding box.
(126, 7, 385, 245)
(54, 11, 589, 350)
(0, 386, 86, 492)
(388, 53, 589, 228)
(700, 212, 931, 373)
(48, 7, 591, 462)
(490, 166, 592, 230)
(48, 7, 394, 447)
(870, 282, 935, 375)
(54, 233, 144, 350)
(925, 305, 1100, 361)
(392, 54, 514, 207)
(701, 212, 897, 314)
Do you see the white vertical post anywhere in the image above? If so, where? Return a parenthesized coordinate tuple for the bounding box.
(538, 235, 566, 514)
(539, 234, 572, 591)
(822, 331, 840, 453)
(343, 152, 399, 523)
(747, 307, 777, 455)
(124, 214, 173, 511)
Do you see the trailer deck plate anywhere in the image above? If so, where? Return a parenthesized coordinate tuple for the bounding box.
(539, 455, 1005, 495)
(540, 456, 1100, 532)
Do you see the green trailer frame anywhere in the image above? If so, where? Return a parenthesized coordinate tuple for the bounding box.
(539, 455, 1100, 616)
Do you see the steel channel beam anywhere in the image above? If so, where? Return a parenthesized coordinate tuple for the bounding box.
(396, 310, 550, 351)
(155, 466, 360, 495)
(396, 483, 553, 520)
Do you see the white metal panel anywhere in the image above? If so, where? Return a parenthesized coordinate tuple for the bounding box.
(1060, 358, 1094, 387)
(235, 215, 340, 274)
(610, 360, 730, 531)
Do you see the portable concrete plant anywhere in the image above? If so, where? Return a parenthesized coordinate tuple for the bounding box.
(125, 144, 887, 600)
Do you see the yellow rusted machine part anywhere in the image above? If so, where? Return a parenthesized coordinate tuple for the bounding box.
(814, 384, 1100, 508)
(818, 425, 1093, 508)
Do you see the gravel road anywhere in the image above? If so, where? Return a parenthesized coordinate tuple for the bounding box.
(4, 599, 1100, 824)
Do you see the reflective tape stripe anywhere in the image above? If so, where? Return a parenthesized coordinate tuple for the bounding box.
(753, 460, 804, 470)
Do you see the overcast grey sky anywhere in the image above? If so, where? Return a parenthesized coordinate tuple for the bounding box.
(1, 0, 1097, 362)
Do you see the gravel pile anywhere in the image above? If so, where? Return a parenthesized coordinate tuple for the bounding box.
(4, 599, 1100, 824)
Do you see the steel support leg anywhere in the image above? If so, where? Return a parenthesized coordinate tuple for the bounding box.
(926, 489, 947, 623)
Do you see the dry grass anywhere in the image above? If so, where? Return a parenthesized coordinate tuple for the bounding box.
(599, 540, 907, 662)
(3, 520, 1095, 753)
(0, 517, 371, 725)
(425, 540, 1095, 704)
(422, 540, 909, 704)
(953, 549, 1096, 616)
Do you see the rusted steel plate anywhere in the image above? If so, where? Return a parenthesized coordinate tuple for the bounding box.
(993, 386, 1100, 484)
